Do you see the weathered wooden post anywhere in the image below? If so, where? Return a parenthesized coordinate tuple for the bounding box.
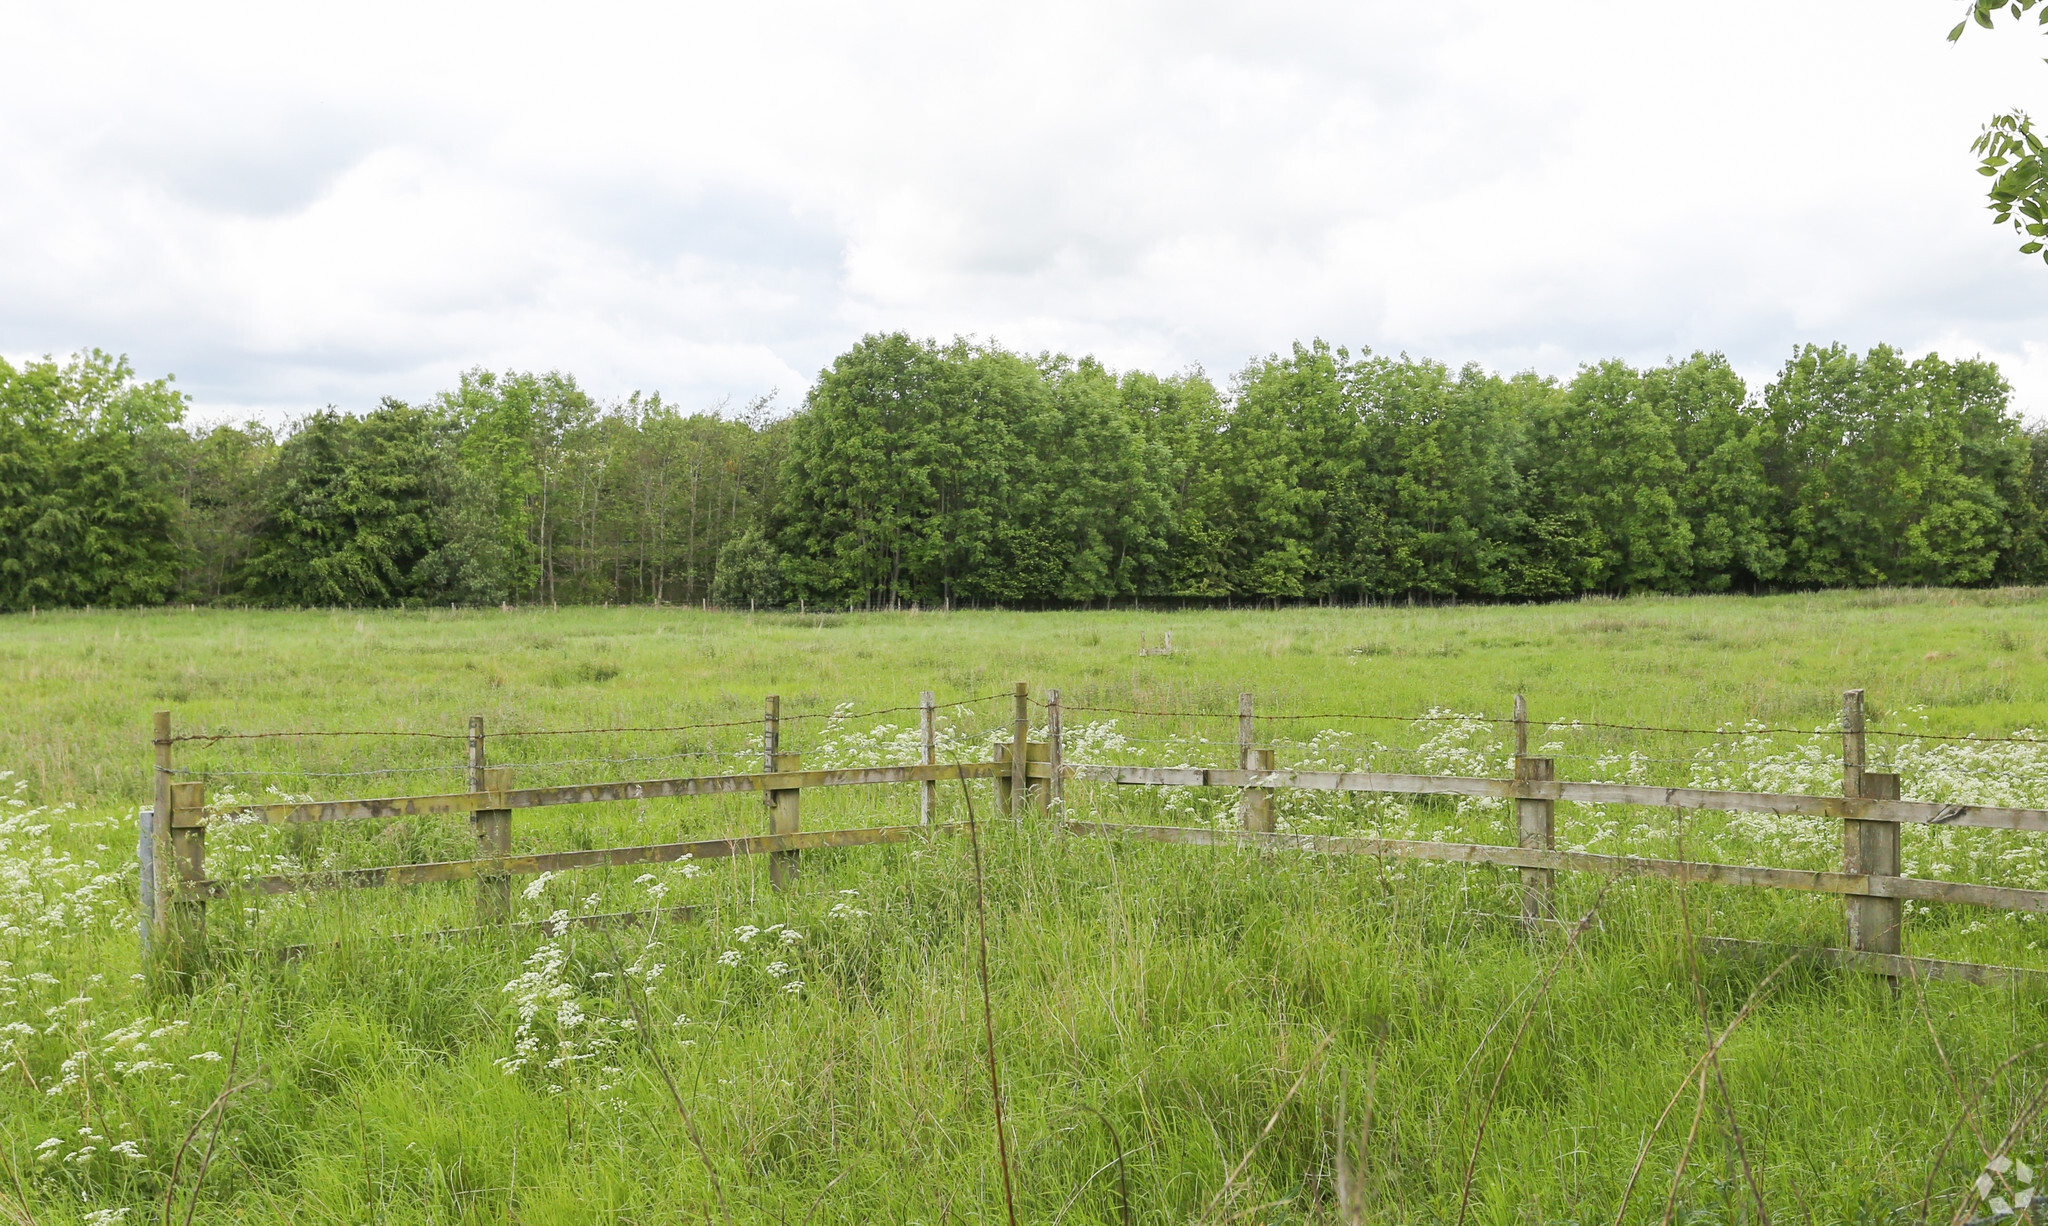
(920, 690, 937, 827)
(769, 752, 802, 890)
(1047, 689, 1064, 815)
(1012, 682, 1029, 819)
(469, 716, 513, 924)
(1842, 689, 1865, 801)
(1237, 693, 1275, 833)
(1842, 689, 1903, 972)
(1513, 695, 1554, 929)
(150, 711, 174, 937)
(169, 780, 208, 960)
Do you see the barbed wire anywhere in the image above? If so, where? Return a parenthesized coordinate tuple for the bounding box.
(1059, 703, 2048, 748)
(490, 715, 803, 739)
(164, 692, 1016, 748)
(165, 694, 2048, 766)
(495, 749, 759, 771)
(167, 728, 468, 744)
(173, 764, 461, 780)
(1057, 703, 1506, 724)
(1868, 728, 2048, 746)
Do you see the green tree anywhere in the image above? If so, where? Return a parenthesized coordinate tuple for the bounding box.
(238, 402, 452, 606)
(1524, 360, 1694, 593)
(1761, 344, 2028, 587)
(1645, 353, 1782, 591)
(710, 528, 786, 609)
(1122, 368, 1230, 596)
(168, 422, 277, 603)
(1340, 357, 1531, 600)
(1217, 341, 1358, 599)
(0, 350, 187, 610)
(436, 369, 597, 604)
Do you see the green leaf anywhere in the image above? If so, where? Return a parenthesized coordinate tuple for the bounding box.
(2020, 241, 2044, 253)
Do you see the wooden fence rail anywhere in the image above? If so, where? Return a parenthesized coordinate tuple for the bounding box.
(140, 685, 2048, 986)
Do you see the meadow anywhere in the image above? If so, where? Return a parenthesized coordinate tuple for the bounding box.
(6, 589, 2048, 1223)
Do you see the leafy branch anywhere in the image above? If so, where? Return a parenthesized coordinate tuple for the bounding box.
(1950, 0, 2048, 265)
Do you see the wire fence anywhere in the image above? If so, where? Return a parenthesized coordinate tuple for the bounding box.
(168, 692, 1022, 784)
(159, 686, 2048, 797)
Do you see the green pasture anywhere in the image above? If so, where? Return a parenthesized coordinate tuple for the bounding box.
(5, 590, 2048, 1223)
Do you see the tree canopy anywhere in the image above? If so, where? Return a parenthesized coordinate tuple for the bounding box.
(5, 336, 2044, 611)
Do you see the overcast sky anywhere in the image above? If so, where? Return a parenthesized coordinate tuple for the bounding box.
(3, 0, 2045, 424)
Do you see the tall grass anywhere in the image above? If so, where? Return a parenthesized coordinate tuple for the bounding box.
(3, 591, 2048, 1222)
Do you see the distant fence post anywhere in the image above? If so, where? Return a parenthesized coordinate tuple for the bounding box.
(1012, 683, 1029, 819)
(1238, 693, 1274, 833)
(1047, 689, 1064, 815)
(1514, 693, 1554, 928)
(469, 716, 512, 925)
(170, 779, 208, 964)
(769, 751, 802, 889)
(1843, 689, 1903, 974)
(920, 691, 937, 827)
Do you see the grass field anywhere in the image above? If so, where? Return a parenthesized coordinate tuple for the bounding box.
(6, 590, 2048, 1223)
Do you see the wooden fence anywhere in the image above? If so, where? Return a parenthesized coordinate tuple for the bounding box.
(140, 685, 2048, 986)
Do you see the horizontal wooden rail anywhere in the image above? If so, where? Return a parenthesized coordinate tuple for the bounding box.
(1062, 821, 2048, 914)
(180, 763, 1005, 827)
(1057, 764, 2048, 835)
(189, 822, 964, 898)
(1701, 937, 2048, 988)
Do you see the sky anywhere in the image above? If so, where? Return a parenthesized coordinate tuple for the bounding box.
(3, 0, 2046, 424)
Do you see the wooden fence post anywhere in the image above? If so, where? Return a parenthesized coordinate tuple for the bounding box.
(170, 779, 208, 962)
(469, 716, 512, 925)
(920, 691, 937, 827)
(1012, 682, 1029, 819)
(150, 711, 174, 937)
(1238, 693, 1274, 833)
(1514, 719, 1555, 929)
(769, 751, 802, 890)
(1843, 689, 1903, 973)
(1047, 689, 1064, 815)
(765, 694, 780, 768)
(1842, 689, 1865, 802)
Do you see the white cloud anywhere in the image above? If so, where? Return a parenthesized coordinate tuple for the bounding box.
(2, 0, 2044, 421)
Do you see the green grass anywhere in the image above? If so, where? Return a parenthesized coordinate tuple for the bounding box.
(6, 590, 2048, 1223)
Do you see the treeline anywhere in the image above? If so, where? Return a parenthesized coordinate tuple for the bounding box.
(4, 337, 2046, 612)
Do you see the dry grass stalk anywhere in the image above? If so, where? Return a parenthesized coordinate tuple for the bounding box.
(160, 997, 253, 1226)
(620, 985, 732, 1226)
(1203, 1029, 1336, 1222)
